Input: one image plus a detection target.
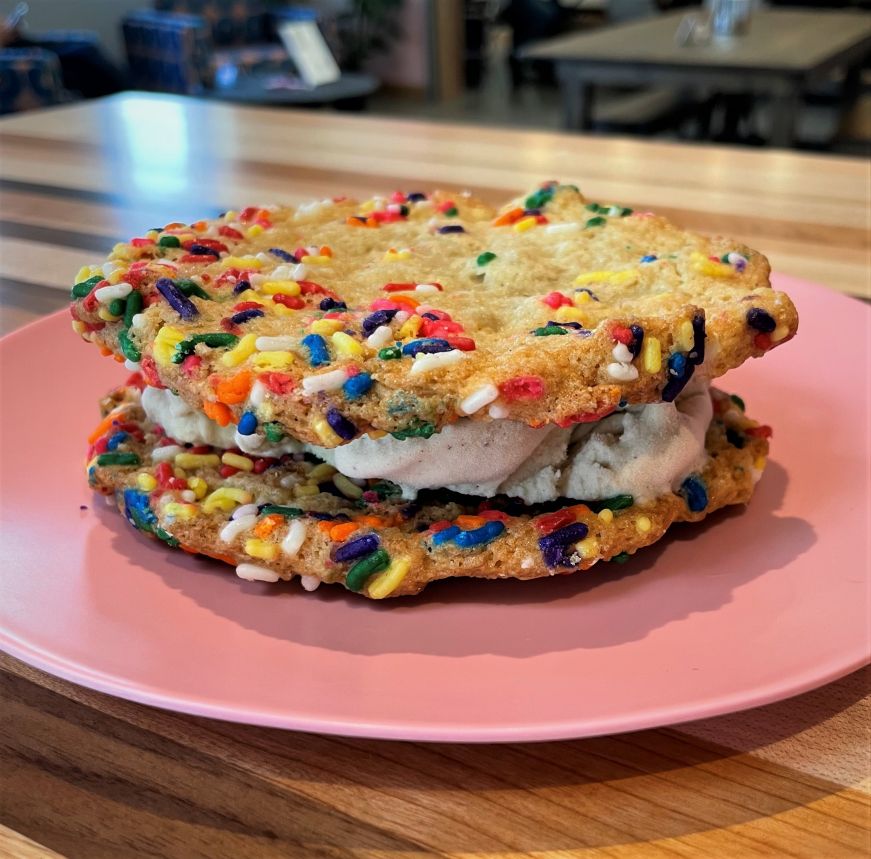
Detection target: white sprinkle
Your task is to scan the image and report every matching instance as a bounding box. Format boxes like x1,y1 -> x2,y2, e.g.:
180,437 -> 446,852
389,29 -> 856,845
124,359 -> 141,372
235,430 -> 264,450
154,259 -> 178,270
459,383 -> 499,415
102,261 -> 121,276
300,575 -> 321,592
180,490 -> 196,503
151,444 -> 183,462
409,349 -> 465,376
302,368 -> 347,394
545,222 -> 581,235
415,283 -> 441,294
488,402 -> 510,419
255,252 -> 273,265
521,557 -> 534,569
366,325 -> 393,348
236,563 -> 280,583
248,380 -> 267,407
103,495 -> 114,507
221,514 -> 258,543
612,343 -> 633,363
291,263 -> 307,280
279,474 -> 297,488
255,335 -> 297,351
94,282 -> 132,303
607,362 -> 639,381
131,313 -> 146,329
232,503 -> 260,520
394,310 -> 411,324
271,264 -> 295,280
282,519 -> 306,558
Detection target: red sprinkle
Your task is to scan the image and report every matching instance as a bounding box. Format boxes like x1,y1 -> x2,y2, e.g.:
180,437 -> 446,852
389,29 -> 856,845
611,325 -> 633,345
125,371 -> 145,390
178,254 -> 217,264
259,372 -> 295,395
383,282 -> 417,293
555,408 -> 615,428
218,225 -> 244,239
298,281 -> 335,297
535,508 -> 579,534
428,520 -> 453,533
220,318 -> 242,334
219,465 -> 239,478
445,335 -> 476,351
252,458 -> 274,475
754,333 -> 772,350
477,509 -> 510,522
746,425 -> 773,439
499,376 -> 545,401
183,238 -> 227,253
541,292 -> 573,309
130,237 -> 154,248
272,294 -> 305,310
232,301 -> 263,312
139,356 -> 165,389
181,355 -> 202,377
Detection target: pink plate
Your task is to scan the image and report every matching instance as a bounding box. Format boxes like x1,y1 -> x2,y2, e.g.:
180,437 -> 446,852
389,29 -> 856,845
1,274 -> 868,741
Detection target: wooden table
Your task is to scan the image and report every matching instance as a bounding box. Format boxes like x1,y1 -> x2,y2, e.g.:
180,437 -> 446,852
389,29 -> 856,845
1,93 -> 869,857
523,9 -> 871,146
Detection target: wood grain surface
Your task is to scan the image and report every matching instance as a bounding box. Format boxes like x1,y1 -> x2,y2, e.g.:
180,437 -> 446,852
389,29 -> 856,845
0,93 -> 869,857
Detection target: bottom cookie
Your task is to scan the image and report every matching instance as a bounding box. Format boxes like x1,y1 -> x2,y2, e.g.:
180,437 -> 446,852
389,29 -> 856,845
86,382 -> 770,598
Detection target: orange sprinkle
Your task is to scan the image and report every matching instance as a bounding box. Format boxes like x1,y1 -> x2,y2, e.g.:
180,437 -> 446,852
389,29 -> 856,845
198,547 -> 238,565
214,370 -> 253,405
253,514 -> 282,539
99,345 -> 113,357
319,245 -> 333,258
203,400 -> 234,426
316,520 -> 334,534
390,295 -> 419,309
329,522 -> 359,542
191,220 -> 208,232
87,408 -> 125,444
492,207 -> 523,227
456,515 -> 487,530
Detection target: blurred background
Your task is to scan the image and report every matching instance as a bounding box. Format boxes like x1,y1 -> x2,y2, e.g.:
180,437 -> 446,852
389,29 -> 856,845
0,0 -> 868,153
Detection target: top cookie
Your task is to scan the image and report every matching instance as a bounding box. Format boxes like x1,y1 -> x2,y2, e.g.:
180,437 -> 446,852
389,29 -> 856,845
69,182 -> 797,448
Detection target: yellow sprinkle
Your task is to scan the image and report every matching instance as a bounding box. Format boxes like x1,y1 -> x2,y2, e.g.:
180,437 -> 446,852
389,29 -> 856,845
221,255 -> 262,270
222,452 -> 254,472
396,315 -> 422,339
513,216 -> 538,233
97,307 -> 121,322
246,224 -> 264,238
107,268 -> 129,285
137,473 -> 157,491
383,248 -> 412,261
308,462 -> 338,482
74,265 -> 94,284
154,325 -> 186,366
268,301 -> 295,317
575,536 -> 600,560
332,331 -> 363,358
245,538 -> 278,561
642,336 -> 662,374
333,473 -> 363,499
574,290 -> 593,304
233,289 -> 263,304
224,210 -> 238,221
252,351 -> 295,371
260,280 -> 300,296
312,418 -> 342,446
145,229 -> 159,240
173,466 -> 187,480
301,254 -> 331,265
367,556 -> 411,599
597,508 -> 614,524
175,453 -> 220,469
202,486 -> 253,514
72,320 -> 87,335
771,323 -> 789,343
293,483 -> 320,498
187,476 -> 208,499
309,318 -> 344,336
110,242 -> 137,262
369,430 -> 387,440
754,455 -> 767,471
221,333 -> 257,367
575,269 -> 637,287
691,251 -> 733,278
635,515 -> 652,534
675,319 -> 695,352
164,502 -> 198,521
555,306 -> 588,324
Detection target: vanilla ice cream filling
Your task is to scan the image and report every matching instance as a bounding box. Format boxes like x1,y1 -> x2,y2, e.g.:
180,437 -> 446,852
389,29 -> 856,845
141,381 -> 711,505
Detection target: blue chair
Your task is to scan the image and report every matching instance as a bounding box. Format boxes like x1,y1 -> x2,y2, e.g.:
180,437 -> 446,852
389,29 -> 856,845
0,48 -> 73,115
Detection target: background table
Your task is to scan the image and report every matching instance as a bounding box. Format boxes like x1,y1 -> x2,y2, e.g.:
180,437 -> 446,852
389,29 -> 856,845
523,9 -> 871,146
208,72 -> 379,109
1,93 -> 869,857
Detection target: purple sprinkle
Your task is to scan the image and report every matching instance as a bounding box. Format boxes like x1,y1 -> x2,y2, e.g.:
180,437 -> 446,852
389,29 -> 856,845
688,313 -> 705,365
79,504 -> 88,510
319,297 -> 347,311
362,309 -> 398,336
407,192 -> 426,202
401,338 -> 452,356
420,312 -> 440,321
232,279 -> 251,295
538,522 -> 589,551
326,407 -> 357,441
746,307 -> 775,333
269,247 -> 296,262
155,278 -> 198,320
230,308 -> 265,325
523,208 -> 542,217
334,533 -> 380,562
187,243 -> 220,258
541,543 -> 570,568
437,225 -> 465,235
629,324 -> 644,358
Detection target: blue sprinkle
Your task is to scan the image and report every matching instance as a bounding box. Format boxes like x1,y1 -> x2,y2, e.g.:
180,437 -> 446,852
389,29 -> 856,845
320,297 -> 347,311
640,254 -> 657,263
188,243 -> 220,258
746,307 -> 775,333
301,333 -> 329,367
680,475 -> 709,512
362,309 -> 397,336
106,431 -> 128,451
437,225 -> 465,234
334,533 -> 380,562
431,525 -> 460,546
407,192 -> 427,202
343,372 -> 373,400
453,521 -> 505,548
155,277 -> 198,320
420,312 -> 440,321
237,411 -> 258,435
661,352 -> 695,402
629,324 -> 644,358
401,338 -> 452,357
326,407 -> 357,441
538,522 -> 588,552
230,308 -> 265,325
232,279 -> 251,295
541,543 -> 570,568
688,312 -> 706,365
269,247 -> 296,262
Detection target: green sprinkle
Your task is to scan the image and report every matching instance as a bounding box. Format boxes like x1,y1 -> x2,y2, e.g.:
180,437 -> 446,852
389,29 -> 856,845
585,216 -> 607,228
730,394 -> 746,411
123,290 -> 143,327
259,504 -> 303,518
588,494 -> 634,512
346,549 -> 390,591
155,526 -> 180,547
476,251 -> 497,267
533,325 -> 567,337
391,421 -> 436,440
71,274 -> 102,299
612,551 -> 631,564
443,206 -> 458,217
378,345 -> 402,360
158,235 -> 181,247
118,329 -> 141,362
524,187 -> 554,209
372,480 -> 402,498
97,452 -> 140,467
172,332 -> 239,363
585,202 -> 602,212
263,422 -> 285,443
108,297 -> 126,317
176,278 -> 212,300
